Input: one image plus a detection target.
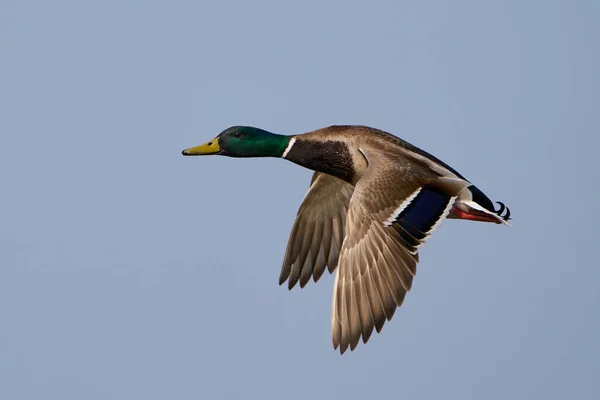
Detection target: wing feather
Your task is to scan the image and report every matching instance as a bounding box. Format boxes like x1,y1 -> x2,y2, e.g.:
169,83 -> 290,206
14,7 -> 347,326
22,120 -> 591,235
331,147 -> 467,353
280,172 -> 354,289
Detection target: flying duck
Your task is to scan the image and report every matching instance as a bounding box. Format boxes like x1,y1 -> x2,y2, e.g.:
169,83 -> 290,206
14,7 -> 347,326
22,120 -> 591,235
182,125 -> 510,354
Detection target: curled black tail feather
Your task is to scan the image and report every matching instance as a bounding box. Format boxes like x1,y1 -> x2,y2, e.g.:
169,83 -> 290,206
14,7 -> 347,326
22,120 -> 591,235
468,185 -> 511,222
494,201 -> 511,221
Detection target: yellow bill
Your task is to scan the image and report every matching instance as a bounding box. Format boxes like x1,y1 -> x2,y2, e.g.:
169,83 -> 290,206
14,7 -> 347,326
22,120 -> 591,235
181,138 -> 220,156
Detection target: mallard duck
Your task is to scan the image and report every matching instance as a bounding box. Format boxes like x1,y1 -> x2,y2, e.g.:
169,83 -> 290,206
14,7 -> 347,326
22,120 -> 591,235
182,125 -> 510,354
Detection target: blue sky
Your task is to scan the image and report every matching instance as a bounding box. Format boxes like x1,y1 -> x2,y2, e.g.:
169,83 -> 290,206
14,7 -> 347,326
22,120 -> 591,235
1,1 -> 599,399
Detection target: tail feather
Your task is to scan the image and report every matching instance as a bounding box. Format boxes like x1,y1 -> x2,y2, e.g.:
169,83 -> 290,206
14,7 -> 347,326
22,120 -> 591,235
449,185 -> 511,225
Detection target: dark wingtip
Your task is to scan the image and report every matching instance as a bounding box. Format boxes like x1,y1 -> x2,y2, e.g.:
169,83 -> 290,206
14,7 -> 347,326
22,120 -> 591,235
287,279 -> 297,291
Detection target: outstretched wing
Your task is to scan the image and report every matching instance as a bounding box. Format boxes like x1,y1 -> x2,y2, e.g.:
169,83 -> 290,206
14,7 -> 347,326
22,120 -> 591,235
332,148 -> 467,354
280,172 -> 354,289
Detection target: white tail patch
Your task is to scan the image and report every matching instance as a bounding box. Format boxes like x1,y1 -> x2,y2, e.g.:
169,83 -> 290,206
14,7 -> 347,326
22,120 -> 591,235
282,137 -> 296,159
383,188 -> 422,227
461,200 -> 490,213
461,200 -> 511,226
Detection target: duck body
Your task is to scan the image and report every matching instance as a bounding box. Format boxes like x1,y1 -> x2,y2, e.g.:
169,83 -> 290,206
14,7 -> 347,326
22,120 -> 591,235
183,125 -> 510,354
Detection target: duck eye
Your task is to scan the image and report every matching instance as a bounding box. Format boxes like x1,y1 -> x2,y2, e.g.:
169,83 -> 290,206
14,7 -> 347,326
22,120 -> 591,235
233,132 -> 242,138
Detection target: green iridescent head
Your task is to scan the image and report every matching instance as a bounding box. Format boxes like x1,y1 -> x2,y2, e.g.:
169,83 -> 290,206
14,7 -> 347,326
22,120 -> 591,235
182,126 -> 290,158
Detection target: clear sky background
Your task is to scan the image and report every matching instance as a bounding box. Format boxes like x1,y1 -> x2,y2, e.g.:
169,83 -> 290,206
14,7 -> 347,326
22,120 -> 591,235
2,1 -> 599,399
